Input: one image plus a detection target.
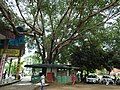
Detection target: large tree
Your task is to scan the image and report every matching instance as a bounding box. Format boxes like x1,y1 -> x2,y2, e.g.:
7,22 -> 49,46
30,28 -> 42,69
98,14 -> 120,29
0,0 -> 119,64
70,18 -> 120,72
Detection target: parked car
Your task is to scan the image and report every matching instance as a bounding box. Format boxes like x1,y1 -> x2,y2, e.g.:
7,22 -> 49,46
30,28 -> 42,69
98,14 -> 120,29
116,78 -> 120,85
101,75 -> 114,85
86,73 -> 100,83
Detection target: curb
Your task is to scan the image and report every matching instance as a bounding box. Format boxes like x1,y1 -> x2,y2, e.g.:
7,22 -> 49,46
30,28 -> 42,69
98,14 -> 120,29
0,79 -> 21,87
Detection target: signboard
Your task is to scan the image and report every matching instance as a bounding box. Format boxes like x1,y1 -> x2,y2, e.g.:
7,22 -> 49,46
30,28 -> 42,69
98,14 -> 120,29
0,36 -> 25,46
0,49 -> 20,57
0,54 -> 6,82
0,44 -> 25,57
0,26 -> 25,46
9,36 -> 25,46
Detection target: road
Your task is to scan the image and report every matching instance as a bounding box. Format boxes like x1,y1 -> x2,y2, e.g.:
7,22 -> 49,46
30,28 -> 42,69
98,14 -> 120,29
0,76 -> 120,90
44,83 -> 120,90
0,76 -> 39,90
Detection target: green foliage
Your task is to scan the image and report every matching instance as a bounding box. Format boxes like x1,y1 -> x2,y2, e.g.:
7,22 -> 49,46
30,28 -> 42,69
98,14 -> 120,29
4,62 -> 9,71
70,21 -> 120,71
11,61 -> 17,74
1,0 -> 120,65
55,45 -> 74,64
24,54 -> 42,64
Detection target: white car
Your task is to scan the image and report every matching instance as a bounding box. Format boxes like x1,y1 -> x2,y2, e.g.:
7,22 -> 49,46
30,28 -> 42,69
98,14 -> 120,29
101,75 -> 114,84
86,73 -> 100,83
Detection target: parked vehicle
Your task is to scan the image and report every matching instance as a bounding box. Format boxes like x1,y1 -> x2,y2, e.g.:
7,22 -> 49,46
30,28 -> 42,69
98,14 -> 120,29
86,73 -> 100,84
116,78 -> 120,85
101,75 -> 114,85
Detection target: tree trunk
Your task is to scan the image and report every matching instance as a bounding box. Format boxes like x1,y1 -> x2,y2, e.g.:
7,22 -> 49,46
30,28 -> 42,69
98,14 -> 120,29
42,67 -> 46,76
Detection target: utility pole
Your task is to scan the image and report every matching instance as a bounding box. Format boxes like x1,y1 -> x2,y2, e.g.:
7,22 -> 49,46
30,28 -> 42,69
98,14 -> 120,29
0,39 -> 9,83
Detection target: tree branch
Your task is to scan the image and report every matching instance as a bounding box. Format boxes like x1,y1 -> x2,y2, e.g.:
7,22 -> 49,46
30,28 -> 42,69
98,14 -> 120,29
48,13 -> 55,63
52,0 -> 119,53
0,2 -> 17,35
35,37 -> 45,63
15,0 -> 42,35
56,6 -> 71,30
82,0 -> 119,23
33,0 -> 41,29
59,8 -> 72,42
39,9 -> 45,35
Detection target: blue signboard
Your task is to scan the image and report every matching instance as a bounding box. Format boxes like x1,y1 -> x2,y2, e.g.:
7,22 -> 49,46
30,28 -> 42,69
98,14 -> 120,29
9,36 -> 25,46
0,36 -> 25,46
0,26 -> 25,46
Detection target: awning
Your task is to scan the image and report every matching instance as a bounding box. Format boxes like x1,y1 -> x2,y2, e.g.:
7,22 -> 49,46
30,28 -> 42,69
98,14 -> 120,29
24,64 -> 70,69
24,64 -> 80,70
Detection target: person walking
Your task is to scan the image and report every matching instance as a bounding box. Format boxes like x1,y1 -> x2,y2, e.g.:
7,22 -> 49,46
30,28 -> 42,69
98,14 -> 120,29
114,75 -> 117,85
71,73 -> 75,86
3,70 -> 7,79
76,71 -> 81,82
40,74 -> 45,90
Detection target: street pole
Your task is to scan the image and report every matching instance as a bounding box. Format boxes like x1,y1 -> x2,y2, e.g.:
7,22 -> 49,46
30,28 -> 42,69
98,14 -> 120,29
16,57 -> 21,80
0,39 -> 9,83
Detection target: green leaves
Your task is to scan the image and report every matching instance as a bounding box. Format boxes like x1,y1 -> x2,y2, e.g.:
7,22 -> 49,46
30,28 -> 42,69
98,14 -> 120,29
1,0 -> 119,65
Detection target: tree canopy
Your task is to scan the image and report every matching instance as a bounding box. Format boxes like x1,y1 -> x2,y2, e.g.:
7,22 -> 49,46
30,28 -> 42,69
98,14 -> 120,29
0,0 -> 120,64
70,18 -> 120,71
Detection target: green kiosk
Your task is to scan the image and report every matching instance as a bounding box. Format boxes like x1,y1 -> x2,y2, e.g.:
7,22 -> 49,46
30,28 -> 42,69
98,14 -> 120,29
25,64 -> 80,84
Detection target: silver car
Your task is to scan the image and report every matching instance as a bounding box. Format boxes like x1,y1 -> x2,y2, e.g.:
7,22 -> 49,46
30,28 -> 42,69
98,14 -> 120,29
86,74 -> 100,83
101,75 -> 114,84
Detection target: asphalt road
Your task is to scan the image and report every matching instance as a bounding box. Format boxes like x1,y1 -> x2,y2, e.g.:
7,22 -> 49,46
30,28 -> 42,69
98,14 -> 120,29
0,76 -> 120,90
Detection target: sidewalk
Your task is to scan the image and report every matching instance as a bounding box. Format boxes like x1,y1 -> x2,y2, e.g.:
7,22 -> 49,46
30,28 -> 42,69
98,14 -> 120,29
0,76 -> 49,87
0,77 -> 21,87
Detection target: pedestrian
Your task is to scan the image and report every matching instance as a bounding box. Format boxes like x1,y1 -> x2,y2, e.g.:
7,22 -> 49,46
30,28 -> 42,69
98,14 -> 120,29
71,73 -> 75,86
114,75 -> 117,84
21,69 -> 24,77
76,71 -> 81,82
40,74 -> 45,90
3,70 -> 7,79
